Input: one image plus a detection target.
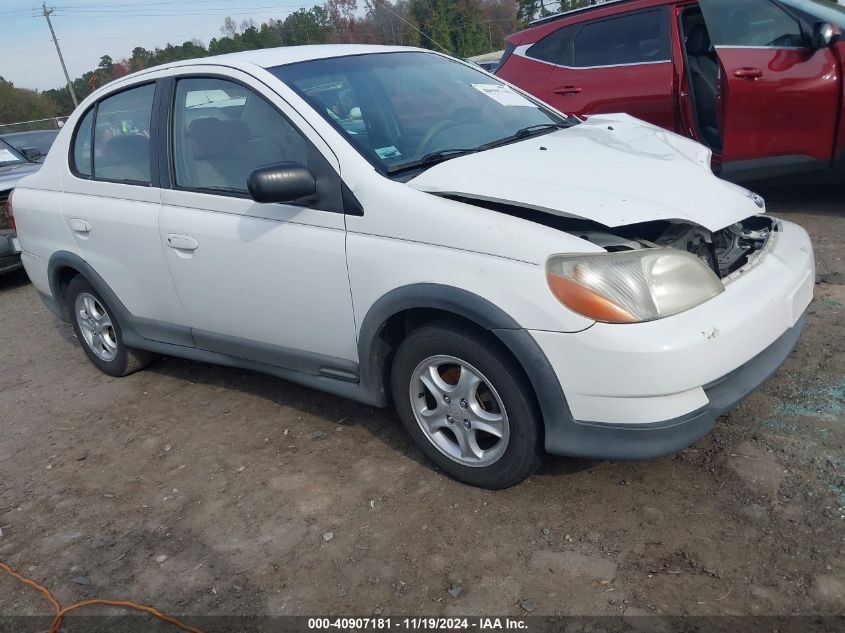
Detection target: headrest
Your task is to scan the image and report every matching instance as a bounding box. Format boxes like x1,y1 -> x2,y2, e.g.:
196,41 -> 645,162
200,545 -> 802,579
686,24 -> 712,55
189,118 -> 249,159
725,9 -> 751,42
103,134 -> 148,163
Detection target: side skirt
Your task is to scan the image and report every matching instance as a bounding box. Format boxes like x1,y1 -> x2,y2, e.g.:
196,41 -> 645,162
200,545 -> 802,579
124,333 -> 381,407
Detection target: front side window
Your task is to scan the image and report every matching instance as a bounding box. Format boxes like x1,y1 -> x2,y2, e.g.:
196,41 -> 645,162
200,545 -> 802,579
271,52 -> 570,174
702,0 -> 804,47
92,83 -> 155,183
573,9 -> 670,67
172,77 -> 308,193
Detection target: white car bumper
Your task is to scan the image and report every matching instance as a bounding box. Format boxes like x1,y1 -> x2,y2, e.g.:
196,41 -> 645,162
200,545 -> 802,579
530,218 -> 814,457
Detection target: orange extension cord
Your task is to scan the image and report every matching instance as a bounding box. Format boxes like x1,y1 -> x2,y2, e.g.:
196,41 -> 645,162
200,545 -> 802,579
0,561 -> 204,633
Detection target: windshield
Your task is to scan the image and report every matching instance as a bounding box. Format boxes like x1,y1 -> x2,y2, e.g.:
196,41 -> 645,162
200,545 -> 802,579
2,130 -> 59,156
0,138 -> 27,167
779,0 -> 845,27
271,51 -> 570,174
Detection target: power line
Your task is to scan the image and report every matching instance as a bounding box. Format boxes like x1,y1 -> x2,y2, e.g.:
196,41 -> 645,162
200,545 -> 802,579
51,0 -> 304,7
52,3 -> 314,13
370,0 -> 450,53
48,8 -> 316,18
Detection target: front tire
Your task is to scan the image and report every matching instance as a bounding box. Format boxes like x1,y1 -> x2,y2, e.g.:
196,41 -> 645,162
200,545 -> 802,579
390,323 -> 543,489
65,276 -> 153,377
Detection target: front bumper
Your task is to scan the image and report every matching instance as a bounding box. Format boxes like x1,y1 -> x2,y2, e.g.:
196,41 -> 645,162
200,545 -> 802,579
530,218 -> 813,459
541,311 -> 805,459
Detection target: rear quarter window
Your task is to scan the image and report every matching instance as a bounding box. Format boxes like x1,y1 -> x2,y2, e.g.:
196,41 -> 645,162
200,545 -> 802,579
527,25 -> 578,65
71,109 -> 94,177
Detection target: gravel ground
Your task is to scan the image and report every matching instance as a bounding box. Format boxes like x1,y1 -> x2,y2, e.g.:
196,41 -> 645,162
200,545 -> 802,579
0,174 -> 843,622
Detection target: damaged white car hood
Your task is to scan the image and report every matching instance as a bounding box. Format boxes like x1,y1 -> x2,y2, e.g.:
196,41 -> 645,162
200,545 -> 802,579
408,114 -> 763,233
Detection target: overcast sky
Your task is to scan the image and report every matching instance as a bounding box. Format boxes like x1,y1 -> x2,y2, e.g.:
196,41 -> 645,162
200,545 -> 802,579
1,0 -> 313,91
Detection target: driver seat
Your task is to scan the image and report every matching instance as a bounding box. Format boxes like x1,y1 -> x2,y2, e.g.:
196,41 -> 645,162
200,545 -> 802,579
685,23 -> 721,149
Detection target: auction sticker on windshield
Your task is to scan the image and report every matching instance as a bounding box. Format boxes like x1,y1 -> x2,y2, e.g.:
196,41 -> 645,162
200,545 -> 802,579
0,149 -> 19,163
375,145 -> 402,159
471,83 -> 534,107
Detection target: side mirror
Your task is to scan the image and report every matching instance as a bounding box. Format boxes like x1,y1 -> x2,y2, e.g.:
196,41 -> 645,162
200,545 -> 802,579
813,22 -> 838,49
21,147 -> 43,162
247,162 -> 317,204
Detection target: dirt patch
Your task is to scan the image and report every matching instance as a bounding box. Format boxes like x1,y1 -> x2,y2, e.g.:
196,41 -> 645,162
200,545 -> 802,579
724,442 -> 785,501
1,175 -> 844,618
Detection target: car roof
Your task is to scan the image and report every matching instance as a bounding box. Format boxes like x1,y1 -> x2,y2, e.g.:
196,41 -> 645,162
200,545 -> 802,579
154,44 -> 419,73
529,0 -> 642,26
94,44 -> 429,99
508,0 -> 667,44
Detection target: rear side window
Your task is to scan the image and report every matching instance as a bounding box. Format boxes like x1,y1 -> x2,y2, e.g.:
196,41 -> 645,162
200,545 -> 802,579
71,83 -> 155,184
527,25 -> 578,66
573,9 -> 670,67
701,0 -> 804,47
93,84 -> 155,184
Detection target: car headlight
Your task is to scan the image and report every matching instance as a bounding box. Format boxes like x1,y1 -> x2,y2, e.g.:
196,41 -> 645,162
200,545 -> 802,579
546,249 -> 724,324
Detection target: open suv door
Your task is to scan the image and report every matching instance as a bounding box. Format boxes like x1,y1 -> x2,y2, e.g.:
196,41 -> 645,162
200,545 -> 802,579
698,0 -> 840,180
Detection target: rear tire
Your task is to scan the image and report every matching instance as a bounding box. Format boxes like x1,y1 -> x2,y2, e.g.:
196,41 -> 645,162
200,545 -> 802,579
65,276 -> 154,377
390,323 -> 543,489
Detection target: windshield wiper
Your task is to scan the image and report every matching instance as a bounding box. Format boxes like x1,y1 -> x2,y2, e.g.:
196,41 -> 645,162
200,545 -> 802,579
479,122 -> 569,151
386,122 -> 568,175
387,148 -> 478,174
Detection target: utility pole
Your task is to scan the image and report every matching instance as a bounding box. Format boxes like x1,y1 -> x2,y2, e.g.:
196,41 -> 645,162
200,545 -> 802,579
42,3 -> 78,108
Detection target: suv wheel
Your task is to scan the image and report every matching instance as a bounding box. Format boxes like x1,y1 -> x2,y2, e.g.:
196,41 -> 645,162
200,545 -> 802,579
391,323 -> 542,489
66,276 -> 154,377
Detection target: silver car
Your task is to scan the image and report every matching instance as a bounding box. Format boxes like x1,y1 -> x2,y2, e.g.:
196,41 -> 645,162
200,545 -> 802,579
0,138 -> 40,273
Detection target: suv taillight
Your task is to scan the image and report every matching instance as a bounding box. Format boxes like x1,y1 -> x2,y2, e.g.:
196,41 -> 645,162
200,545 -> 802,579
5,190 -> 15,233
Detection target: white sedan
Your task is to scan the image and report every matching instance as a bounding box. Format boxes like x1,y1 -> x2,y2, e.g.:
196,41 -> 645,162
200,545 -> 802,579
10,45 -> 814,488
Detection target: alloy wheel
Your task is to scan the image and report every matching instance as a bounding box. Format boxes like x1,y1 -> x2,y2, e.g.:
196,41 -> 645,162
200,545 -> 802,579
409,355 -> 510,467
75,292 -> 118,362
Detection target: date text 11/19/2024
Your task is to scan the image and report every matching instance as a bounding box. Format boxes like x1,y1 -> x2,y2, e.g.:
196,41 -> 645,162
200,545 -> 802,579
308,618 -> 529,630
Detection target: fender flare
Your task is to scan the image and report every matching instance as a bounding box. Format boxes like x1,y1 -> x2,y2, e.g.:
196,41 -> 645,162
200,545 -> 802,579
355,283 -> 575,449
48,251 -> 122,322
46,251 -> 193,347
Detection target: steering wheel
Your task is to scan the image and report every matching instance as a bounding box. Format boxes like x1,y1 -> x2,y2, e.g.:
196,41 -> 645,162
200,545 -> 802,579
414,120 -> 464,156
768,33 -> 800,47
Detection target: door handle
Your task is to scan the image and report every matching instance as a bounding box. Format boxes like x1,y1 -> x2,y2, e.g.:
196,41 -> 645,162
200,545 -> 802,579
733,67 -> 763,80
166,234 -> 198,251
553,85 -> 582,96
68,218 -> 92,234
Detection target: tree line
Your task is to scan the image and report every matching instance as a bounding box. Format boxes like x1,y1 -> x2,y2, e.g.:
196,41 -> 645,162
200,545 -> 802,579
2,0 -> 599,122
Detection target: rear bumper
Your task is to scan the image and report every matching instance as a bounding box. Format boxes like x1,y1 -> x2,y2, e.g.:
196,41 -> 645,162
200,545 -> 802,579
0,231 -> 20,256
0,231 -> 21,273
542,311 -> 805,459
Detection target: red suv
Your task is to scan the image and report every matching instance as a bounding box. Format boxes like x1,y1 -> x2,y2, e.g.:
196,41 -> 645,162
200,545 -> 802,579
496,0 -> 844,181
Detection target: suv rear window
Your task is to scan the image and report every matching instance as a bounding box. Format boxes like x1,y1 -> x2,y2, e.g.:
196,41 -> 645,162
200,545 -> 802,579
573,9 -> 670,67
